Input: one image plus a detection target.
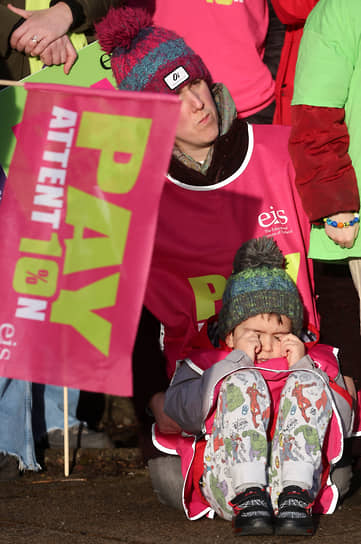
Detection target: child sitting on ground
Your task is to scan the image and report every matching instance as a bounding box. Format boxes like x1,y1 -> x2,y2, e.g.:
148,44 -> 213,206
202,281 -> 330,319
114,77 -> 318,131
159,237 -> 353,536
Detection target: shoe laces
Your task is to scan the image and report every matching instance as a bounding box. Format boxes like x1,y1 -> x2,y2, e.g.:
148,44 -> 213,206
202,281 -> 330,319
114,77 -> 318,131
229,487 -> 272,516
277,486 -> 313,518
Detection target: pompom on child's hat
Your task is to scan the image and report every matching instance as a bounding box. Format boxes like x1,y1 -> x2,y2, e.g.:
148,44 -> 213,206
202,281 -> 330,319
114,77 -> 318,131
95,6 -> 213,94
218,237 -> 304,340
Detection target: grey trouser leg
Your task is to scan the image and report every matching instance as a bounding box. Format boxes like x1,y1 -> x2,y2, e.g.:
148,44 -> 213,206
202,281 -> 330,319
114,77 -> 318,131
148,455 -> 184,510
330,438 -> 353,499
331,464 -> 352,498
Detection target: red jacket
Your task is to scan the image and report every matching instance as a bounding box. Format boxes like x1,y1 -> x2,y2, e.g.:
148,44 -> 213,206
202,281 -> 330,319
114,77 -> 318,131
271,1 -> 359,220
289,105 -> 359,221
272,0 -> 319,125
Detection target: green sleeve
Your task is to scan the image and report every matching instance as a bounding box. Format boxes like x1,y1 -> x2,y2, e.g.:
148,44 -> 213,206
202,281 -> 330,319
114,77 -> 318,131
292,0 -> 361,107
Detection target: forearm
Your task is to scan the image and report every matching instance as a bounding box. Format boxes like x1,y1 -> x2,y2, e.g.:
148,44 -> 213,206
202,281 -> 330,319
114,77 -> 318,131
289,104 -> 359,222
164,364 -> 204,434
165,350 -> 255,434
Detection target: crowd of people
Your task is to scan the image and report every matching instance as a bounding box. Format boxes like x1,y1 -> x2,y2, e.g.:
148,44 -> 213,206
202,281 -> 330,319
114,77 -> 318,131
1,0 -> 361,538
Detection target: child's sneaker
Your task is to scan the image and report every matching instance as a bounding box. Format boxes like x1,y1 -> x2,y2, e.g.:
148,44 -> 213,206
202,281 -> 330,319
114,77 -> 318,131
275,485 -> 314,536
228,486 -> 274,535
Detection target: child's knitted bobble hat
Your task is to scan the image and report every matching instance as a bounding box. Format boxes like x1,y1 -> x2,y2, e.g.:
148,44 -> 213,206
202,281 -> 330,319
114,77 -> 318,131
95,6 -> 213,94
218,237 -> 304,340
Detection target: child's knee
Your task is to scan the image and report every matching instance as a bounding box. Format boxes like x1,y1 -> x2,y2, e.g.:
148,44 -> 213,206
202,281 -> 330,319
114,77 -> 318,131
287,370 -> 325,389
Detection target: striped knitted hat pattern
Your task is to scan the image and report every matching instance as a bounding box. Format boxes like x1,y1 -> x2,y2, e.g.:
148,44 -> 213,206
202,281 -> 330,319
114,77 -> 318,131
96,6 -> 213,94
218,237 -> 304,340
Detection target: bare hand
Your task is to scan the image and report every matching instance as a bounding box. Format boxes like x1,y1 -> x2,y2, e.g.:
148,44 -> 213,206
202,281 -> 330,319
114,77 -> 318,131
324,212 -> 359,249
280,334 -> 305,368
40,35 -> 77,74
149,392 -> 181,434
8,3 -> 73,58
228,329 -> 261,362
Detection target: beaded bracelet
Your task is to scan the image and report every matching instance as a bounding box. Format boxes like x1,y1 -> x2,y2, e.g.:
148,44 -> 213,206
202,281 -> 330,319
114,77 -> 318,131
323,212 -> 360,228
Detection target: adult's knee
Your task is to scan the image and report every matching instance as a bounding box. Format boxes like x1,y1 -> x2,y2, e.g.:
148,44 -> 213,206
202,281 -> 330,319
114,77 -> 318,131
148,455 -> 184,510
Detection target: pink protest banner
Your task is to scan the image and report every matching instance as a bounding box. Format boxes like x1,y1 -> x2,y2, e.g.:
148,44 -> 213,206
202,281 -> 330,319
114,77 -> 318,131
0,82 -> 180,396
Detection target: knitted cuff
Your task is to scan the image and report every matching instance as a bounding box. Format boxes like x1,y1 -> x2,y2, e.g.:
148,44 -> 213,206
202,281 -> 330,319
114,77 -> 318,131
49,0 -> 85,30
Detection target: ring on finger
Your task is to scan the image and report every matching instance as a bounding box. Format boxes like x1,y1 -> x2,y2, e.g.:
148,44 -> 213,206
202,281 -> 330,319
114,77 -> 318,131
30,35 -> 39,43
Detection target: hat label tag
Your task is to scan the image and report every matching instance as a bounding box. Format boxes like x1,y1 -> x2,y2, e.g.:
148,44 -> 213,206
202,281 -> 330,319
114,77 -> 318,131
164,66 -> 190,90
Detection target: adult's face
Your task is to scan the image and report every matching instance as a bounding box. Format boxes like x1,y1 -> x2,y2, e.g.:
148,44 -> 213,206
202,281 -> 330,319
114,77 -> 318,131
175,80 -> 219,162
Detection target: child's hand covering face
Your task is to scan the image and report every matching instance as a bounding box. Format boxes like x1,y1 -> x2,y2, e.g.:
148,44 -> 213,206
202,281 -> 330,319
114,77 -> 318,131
225,313 -> 305,368
226,327 -> 262,361
279,334 -> 306,368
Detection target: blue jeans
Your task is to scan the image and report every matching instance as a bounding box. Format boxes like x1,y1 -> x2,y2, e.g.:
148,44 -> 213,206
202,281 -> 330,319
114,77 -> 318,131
0,378 -> 81,470
32,384 -> 80,441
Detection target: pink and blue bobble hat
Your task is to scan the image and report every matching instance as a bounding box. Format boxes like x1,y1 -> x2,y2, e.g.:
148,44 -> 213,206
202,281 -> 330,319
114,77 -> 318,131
95,5 -> 213,94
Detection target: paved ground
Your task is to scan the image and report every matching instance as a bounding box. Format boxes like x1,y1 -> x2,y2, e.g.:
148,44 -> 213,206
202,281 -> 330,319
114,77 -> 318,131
2,395 -> 361,543
1,442 -> 361,544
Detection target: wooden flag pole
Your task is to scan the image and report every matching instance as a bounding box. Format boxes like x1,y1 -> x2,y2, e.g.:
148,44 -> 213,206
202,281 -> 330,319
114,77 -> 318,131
63,387 -> 70,477
0,79 -> 25,87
